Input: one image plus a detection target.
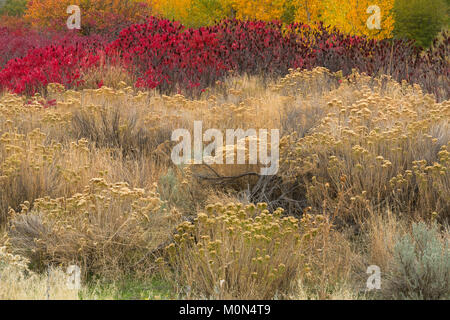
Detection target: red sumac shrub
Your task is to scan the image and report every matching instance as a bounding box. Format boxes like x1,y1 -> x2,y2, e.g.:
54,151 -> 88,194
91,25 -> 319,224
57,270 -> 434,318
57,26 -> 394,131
0,36 -> 104,95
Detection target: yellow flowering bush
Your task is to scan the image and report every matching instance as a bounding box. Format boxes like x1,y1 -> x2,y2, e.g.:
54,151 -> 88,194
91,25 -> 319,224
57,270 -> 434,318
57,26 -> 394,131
0,127 -> 63,224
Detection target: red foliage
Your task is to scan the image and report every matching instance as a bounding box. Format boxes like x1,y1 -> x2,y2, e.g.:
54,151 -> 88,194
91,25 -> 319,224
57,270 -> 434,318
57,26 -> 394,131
0,35 -> 104,95
106,17 -> 228,93
0,27 -> 54,69
108,18 -> 448,99
0,17 -> 448,100
211,20 -> 313,76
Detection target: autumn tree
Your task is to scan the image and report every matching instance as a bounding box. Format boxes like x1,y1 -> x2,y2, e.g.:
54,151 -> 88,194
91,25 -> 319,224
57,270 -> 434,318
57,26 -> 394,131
230,0 -> 286,22
187,0 -> 234,26
153,0 -> 298,26
159,0 -> 235,27
25,0 -> 152,34
321,0 -> 395,39
293,0 -> 322,23
151,0 -> 192,24
150,0 -> 395,39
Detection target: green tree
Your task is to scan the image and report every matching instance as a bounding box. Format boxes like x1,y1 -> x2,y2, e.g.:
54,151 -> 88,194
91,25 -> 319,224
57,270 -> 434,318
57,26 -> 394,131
394,0 -> 448,47
186,0 -> 233,27
0,0 -> 28,17
280,0 -> 298,24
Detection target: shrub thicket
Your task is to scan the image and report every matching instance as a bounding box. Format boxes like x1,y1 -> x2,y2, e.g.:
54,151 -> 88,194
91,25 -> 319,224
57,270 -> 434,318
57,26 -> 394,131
8,178 -> 181,278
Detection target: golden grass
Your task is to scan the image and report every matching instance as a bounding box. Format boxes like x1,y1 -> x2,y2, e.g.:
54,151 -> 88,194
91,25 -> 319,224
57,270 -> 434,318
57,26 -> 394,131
7,178 -> 182,279
0,67 -> 448,299
278,69 -> 449,222
161,203 -> 333,299
0,246 -> 114,300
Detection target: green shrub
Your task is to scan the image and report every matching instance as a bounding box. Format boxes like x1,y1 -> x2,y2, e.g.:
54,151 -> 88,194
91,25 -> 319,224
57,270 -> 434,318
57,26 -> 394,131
386,222 -> 450,300
157,168 -> 195,213
393,0 -> 448,47
0,0 -> 28,17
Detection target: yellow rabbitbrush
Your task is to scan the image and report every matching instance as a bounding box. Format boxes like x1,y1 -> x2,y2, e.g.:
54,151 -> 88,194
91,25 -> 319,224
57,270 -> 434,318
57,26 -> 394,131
7,178 -> 181,279
160,202 -> 331,299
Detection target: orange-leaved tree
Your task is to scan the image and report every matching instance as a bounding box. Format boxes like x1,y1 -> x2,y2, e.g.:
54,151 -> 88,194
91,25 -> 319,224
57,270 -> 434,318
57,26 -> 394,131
25,0 -> 153,34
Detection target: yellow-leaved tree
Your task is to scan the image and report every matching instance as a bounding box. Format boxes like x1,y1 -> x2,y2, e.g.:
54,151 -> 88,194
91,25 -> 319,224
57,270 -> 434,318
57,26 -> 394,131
182,0 -> 235,27
150,0 -> 394,39
321,0 -> 395,39
293,0 -> 323,23
231,0 -> 286,21
152,0 -> 303,26
151,0 -> 192,23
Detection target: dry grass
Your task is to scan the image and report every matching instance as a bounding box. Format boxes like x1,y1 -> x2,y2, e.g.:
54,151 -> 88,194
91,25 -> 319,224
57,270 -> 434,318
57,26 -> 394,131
0,246 -> 113,300
161,202 -> 330,299
295,208 -> 359,299
292,280 -> 366,300
7,178 -> 182,279
363,210 -> 408,272
278,69 -> 449,223
79,64 -> 136,91
0,67 -> 448,299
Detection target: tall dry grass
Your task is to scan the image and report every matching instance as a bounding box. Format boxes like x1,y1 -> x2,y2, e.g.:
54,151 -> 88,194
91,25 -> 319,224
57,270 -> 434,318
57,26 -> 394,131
0,246 -> 113,300
0,66 -> 448,299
